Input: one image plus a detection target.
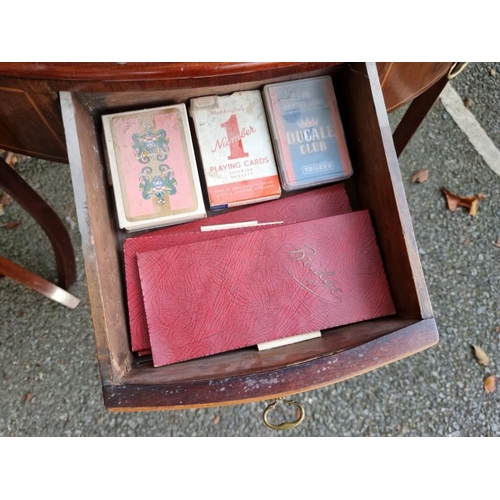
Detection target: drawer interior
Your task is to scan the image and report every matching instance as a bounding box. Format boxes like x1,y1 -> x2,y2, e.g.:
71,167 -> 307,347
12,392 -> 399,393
61,62 -> 437,410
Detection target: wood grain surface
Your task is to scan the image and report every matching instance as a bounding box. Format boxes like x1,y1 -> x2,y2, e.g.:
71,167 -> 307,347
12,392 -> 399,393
0,62 -> 451,162
56,62 -> 438,409
0,156 -> 76,288
103,318 -> 438,410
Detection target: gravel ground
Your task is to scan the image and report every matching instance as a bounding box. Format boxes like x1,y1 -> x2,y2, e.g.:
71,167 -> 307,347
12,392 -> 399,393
1,64 -> 499,437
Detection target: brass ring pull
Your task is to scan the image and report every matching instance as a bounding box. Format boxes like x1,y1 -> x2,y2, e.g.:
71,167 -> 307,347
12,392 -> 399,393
447,62 -> 469,80
262,397 -> 305,431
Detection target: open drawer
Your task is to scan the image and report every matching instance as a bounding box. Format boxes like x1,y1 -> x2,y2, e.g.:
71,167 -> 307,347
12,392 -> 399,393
60,62 -> 438,411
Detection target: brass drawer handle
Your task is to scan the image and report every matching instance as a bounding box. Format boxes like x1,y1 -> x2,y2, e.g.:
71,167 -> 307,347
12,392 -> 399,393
447,62 -> 469,80
262,397 -> 305,431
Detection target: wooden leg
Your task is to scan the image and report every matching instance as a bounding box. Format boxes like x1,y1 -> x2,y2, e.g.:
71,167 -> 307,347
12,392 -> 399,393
392,74 -> 449,157
0,156 -> 77,289
0,255 -> 80,308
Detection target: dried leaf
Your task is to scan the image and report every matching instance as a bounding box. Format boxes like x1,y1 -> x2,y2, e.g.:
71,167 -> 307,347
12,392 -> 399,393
23,392 -> 34,404
495,326 -> 500,334
472,344 -> 490,366
410,169 -> 429,183
0,203 -> 3,216
493,240 -> 500,248
212,415 -> 220,425
2,220 -> 20,229
0,193 -> 13,206
442,188 -> 462,212
463,97 -> 474,108
490,68 -> 497,76
3,152 -> 18,169
484,374 -> 497,393
442,188 -> 484,216
469,198 -> 479,216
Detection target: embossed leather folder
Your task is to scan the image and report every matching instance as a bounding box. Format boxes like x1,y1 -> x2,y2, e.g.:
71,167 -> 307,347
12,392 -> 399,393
124,184 -> 352,354
137,211 -> 396,367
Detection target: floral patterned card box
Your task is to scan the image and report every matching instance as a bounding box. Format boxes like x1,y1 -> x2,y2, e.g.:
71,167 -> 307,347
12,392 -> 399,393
102,104 -> 206,232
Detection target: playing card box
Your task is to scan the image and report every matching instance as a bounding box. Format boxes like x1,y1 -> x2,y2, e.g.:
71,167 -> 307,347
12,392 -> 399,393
189,90 -> 281,209
263,76 -> 353,191
102,104 -> 206,232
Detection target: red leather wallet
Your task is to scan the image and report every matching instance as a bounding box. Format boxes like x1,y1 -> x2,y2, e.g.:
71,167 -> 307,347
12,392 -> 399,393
138,211 -> 395,367
124,184 -> 352,353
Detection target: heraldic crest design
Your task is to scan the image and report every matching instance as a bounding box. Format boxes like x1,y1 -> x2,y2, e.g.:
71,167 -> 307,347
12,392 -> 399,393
132,127 -> 169,164
139,164 -> 177,205
133,126 -> 178,205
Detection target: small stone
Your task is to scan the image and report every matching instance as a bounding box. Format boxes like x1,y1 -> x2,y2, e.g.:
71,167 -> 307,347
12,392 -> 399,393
490,68 -> 497,76
65,216 -> 76,230
23,392 -> 34,404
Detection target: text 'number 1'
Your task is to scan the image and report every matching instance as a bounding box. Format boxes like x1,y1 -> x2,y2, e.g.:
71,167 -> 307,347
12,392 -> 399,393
220,115 -> 249,160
